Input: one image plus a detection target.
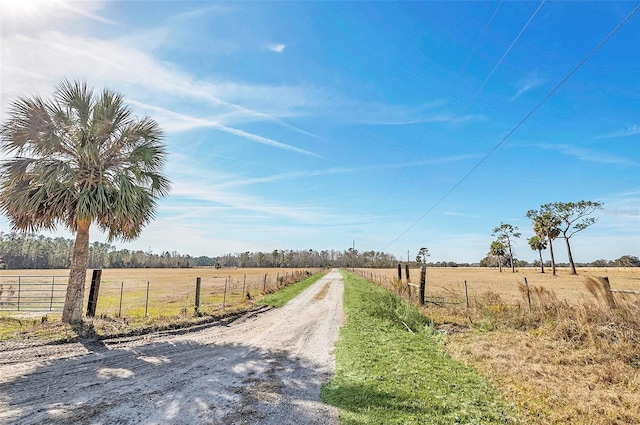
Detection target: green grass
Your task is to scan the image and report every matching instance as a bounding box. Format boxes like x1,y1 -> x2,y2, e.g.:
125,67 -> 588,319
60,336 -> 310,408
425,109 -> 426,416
257,272 -> 325,307
321,270 -> 519,424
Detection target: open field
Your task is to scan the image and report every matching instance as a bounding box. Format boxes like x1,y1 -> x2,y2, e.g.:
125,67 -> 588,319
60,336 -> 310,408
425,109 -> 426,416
355,266 -> 640,304
0,268 -> 320,341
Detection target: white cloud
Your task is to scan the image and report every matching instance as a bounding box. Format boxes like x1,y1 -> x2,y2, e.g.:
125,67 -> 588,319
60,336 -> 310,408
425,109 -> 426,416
127,100 -> 319,157
597,125 -> 640,139
0,0 -> 114,35
208,154 -> 477,189
170,180 -> 329,222
510,73 -> 545,101
266,43 -> 286,53
532,143 -> 637,166
0,23 -> 467,135
0,31 -> 319,128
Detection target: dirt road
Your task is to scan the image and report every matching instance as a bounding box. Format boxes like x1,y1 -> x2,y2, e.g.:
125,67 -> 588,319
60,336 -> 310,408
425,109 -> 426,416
0,269 -> 345,424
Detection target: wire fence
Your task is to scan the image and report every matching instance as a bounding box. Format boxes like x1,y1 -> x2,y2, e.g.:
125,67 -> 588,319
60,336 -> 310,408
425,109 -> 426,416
94,269 -> 317,318
0,268 -> 320,317
353,267 -> 640,308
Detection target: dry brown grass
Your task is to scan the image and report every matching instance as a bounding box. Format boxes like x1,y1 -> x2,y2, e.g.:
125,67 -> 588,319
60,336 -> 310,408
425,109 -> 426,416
354,267 -> 640,425
358,266 -> 639,304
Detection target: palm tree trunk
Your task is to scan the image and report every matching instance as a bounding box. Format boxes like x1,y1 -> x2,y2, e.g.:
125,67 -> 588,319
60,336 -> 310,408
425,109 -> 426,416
62,220 -> 91,323
564,236 -> 577,275
538,249 -> 545,273
548,234 -> 556,276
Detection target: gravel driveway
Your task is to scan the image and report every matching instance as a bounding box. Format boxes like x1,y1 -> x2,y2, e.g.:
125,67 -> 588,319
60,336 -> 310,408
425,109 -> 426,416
0,269 -> 345,425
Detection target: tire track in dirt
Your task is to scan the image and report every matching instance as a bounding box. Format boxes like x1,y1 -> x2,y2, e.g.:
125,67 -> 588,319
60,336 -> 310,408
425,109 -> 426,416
0,269 -> 345,425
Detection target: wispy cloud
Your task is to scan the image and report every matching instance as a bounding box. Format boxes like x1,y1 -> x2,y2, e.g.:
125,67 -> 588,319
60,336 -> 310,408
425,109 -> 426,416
0,0 -> 114,35
372,113 -> 485,126
128,100 -> 320,157
0,30 -> 321,138
442,211 -> 485,219
169,180 -> 335,223
510,73 -> 545,101
531,143 -> 636,166
0,26 -> 472,135
266,43 -> 286,53
58,1 -> 118,25
208,154 -> 477,189
597,125 -> 640,139
332,98 -> 486,126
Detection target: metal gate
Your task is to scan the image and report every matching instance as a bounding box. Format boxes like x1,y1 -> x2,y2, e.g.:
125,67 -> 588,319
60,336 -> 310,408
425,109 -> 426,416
0,275 -> 68,312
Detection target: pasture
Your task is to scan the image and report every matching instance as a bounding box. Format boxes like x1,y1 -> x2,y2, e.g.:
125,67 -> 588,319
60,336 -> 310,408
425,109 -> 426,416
355,266 -> 639,304
0,267 -> 318,332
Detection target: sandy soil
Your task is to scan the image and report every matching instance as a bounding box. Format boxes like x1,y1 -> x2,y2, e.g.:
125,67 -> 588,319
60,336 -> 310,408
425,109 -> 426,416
0,270 -> 345,425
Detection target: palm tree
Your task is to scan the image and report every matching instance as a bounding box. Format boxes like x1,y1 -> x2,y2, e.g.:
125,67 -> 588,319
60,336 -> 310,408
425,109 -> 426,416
489,241 -> 506,272
0,80 -> 170,323
526,209 -> 561,276
527,235 -> 547,273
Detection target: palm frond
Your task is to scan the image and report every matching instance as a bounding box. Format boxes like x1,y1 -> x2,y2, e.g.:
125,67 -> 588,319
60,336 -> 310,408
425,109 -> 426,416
0,79 -> 170,240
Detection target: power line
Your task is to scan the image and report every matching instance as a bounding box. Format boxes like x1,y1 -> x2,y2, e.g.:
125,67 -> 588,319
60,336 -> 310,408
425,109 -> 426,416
382,3 -> 640,251
380,1 -> 504,208
463,0 -> 546,111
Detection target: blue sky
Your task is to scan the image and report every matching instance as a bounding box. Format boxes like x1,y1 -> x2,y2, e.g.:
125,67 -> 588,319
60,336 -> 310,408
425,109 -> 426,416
0,0 -> 638,263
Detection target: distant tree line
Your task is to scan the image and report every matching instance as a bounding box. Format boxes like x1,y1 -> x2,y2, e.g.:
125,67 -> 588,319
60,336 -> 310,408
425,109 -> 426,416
1,231 -> 635,271
0,232 -> 196,269
0,233 -> 401,270
217,248 -> 400,269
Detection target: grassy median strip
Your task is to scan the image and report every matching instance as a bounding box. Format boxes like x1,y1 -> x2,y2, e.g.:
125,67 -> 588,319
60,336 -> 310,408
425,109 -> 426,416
321,270 -> 518,425
257,272 -> 325,308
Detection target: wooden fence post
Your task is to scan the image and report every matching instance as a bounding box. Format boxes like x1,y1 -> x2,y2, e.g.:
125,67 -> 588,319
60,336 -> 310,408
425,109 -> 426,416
118,281 -> 123,317
145,281 -> 150,317
86,269 -> 102,317
195,277 -> 201,313
523,277 -> 532,311
397,264 -> 402,281
223,278 -> 228,309
419,265 -> 426,305
600,276 -> 616,308
405,264 -> 410,282
242,274 -> 246,299
464,280 -> 469,308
